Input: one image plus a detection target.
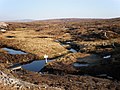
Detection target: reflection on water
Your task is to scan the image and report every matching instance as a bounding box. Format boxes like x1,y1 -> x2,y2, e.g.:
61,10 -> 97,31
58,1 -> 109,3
3,48 -> 27,55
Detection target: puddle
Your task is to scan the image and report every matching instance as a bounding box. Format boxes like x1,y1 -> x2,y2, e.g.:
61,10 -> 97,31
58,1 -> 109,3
73,62 -> 89,67
66,42 -> 72,44
54,40 -> 59,42
103,55 -> 111,59
2,48 -> 27,55
69,48 -> 77,53
22,60 -> 53,72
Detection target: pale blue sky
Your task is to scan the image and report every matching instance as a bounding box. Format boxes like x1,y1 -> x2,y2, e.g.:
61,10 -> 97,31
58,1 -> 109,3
0,0 -> 120,21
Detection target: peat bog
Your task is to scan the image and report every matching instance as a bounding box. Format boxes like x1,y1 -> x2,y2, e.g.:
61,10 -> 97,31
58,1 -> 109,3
0,18 -> 120,90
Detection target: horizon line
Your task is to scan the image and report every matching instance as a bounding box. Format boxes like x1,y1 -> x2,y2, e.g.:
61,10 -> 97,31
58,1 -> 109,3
0,16 -> 120,22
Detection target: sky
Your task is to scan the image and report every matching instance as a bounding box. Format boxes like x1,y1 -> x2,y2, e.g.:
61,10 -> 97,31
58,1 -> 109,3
0,0 -> 120,21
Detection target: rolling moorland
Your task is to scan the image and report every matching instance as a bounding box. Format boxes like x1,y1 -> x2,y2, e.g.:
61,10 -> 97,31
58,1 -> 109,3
0,17 -> 120,90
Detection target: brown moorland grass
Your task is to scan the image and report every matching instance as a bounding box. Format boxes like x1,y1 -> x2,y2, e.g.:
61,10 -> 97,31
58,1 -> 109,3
0,30 -> 68,60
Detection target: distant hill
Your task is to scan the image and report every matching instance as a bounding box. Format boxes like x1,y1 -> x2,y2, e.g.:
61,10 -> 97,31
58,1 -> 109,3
2,19 -> 35,22
2,17 -> 120,23
34,18 -> 103,23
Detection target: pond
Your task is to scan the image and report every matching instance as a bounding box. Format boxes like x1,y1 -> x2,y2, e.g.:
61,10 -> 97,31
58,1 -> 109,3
22,60 -> 52,72
10,59 -> 54,72
2,48 -> 27,55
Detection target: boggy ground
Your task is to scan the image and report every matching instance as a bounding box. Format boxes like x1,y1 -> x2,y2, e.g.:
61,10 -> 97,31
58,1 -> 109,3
11,69 -> 120,90
0,18 -> 120,90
